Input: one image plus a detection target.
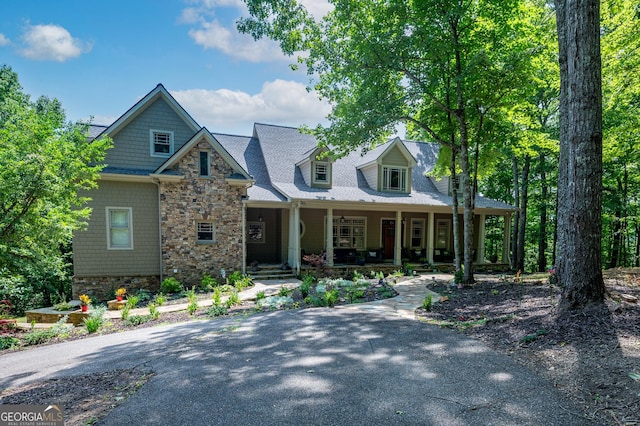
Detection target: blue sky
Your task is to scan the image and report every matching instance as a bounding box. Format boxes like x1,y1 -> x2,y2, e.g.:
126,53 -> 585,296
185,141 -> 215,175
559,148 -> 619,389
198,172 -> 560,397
0,0 -> 333,136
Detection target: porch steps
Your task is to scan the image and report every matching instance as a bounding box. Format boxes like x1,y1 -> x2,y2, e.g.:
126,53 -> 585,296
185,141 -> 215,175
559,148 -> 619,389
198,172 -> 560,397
248,264 -> 297,281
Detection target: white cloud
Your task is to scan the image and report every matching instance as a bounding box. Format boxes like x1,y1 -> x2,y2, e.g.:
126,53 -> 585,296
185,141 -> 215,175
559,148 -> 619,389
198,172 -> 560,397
188,19 -> 285,62
0,34 -> 10,46
20,24 -> 92,62
171,79 -> 330,135
298,0 -> 334,19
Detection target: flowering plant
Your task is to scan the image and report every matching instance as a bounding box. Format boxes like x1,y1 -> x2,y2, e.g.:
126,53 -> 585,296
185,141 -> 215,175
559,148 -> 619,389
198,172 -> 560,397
79,294 -> 92,306
115,288 -> 127,297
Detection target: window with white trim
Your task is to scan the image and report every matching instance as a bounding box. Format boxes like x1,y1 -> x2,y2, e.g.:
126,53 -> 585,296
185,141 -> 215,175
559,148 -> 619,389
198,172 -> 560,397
332,217 -> 366,249
150,130 -> 174,157
410,218 -> 425,249
199,151 -> 210,177
313,162 -> 329,184
107,207 -> 133,250
382,166 -> 408,192
197,222 -> 216,243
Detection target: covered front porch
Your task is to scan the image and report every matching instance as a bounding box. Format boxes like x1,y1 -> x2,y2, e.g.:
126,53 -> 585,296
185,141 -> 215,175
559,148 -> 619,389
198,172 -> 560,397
243,202 -> 513,275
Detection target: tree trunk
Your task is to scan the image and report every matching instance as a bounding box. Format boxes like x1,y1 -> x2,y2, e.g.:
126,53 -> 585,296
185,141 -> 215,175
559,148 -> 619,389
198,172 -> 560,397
511,156 -> 520,270
555,0 -> 605,310
608,177 -> 623,268
516,155 -> 531,272
537,152 -> 548,272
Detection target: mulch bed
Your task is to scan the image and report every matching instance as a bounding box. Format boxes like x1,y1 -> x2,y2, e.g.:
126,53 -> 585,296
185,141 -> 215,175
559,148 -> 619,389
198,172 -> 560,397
415,269 -> 640,426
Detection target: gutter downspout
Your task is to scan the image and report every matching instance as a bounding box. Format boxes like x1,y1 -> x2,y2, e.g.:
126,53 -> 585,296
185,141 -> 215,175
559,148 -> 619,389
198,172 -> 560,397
242,198 -> 247,275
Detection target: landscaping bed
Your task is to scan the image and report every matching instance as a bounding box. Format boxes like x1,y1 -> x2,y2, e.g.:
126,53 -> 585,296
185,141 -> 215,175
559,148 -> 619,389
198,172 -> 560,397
415,269 -> 640,426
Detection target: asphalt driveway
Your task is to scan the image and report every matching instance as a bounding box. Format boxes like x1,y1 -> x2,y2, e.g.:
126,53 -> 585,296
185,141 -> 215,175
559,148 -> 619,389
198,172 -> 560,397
0,304 -> 592,425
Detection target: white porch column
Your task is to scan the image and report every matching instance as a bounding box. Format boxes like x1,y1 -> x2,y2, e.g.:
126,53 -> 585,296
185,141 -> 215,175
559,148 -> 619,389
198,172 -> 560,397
395,210 -> 402,266
477,213 -> 486,263
326,208 -> 334,266
502,213 -> 511,263
293,203 -> 301,273
427,212 -> 434,264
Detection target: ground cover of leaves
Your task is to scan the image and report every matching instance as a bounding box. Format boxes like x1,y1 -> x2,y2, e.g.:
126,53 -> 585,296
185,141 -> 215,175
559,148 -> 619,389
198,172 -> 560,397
415,269 -> 640,426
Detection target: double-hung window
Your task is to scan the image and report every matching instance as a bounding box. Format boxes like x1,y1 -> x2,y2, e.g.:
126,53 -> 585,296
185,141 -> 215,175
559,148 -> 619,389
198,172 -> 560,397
197,222 -> 215,243
382,166 -> 407,192
107,207 -> 133,250
150,130 -> 173,157
313,162 -> 329,184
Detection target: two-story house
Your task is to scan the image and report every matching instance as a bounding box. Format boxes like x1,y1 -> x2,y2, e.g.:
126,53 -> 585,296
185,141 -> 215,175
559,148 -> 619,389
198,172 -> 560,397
72,84 -> 514,298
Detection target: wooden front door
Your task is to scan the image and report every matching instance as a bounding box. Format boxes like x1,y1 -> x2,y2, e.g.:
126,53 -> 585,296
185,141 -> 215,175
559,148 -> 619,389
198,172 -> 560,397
382,219 -> 395,260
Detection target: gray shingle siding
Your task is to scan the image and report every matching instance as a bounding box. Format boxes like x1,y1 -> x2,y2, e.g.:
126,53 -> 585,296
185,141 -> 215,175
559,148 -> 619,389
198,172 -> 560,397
73,181 -> 160,277
104,99 -> 196,172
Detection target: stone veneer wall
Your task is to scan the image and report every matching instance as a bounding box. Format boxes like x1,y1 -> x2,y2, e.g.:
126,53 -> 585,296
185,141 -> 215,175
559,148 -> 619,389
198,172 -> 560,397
159,139 -> 246,287
73,275 -> 161,300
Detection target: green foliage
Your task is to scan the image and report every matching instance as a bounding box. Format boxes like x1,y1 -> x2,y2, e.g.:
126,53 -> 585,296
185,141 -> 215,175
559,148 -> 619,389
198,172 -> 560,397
234,276 -> 253,291
277,286 -> 293,297
120,304 -> 131,321
160,277 -> 182,294
53,301 -> 74,311
0,66 -> 112,301
324,288 -> 340,307
126,295 -> 139,308
154,293 -> 166,306
124,315 -> 153,326
148,302 -> 160,320
0,335 -> 19,350
187,287 -> 198,315
422,294 -> 433,311
22,315 -> 73,346
304,295 -> 326,307
212,287 -> 222,307
206,305 -> 228,317
454,269 -> 464,285
257,296 -> 294,309
201,273 -> 218,291
0,274 -> 46,315
228,271 -> 243,287
226,291 -> 240,308
299,279 -> 311,298
83,306 -> 106,333
255,290 -> 266,300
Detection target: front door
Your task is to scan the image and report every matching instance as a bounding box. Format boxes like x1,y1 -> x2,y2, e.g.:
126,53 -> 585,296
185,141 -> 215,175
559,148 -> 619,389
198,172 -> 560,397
382,219 -> 395,260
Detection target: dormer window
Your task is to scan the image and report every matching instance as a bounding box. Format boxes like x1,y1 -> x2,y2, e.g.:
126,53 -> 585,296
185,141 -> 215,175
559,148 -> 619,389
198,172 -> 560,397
150,130 -> 174,157
313,162 -> 329,184
382,166 -> 408,192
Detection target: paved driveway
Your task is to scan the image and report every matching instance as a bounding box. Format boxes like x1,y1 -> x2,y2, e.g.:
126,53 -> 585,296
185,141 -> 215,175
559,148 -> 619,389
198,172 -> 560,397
0,293 -> 591,426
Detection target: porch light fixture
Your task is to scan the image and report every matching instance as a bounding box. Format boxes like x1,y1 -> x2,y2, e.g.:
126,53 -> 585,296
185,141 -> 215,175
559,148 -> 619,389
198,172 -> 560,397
258,209 -> 263,222
340,210 -> 345,223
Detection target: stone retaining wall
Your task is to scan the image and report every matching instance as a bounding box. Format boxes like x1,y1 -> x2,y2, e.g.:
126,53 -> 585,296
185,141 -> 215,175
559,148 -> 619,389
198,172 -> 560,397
73,275 -> 160,300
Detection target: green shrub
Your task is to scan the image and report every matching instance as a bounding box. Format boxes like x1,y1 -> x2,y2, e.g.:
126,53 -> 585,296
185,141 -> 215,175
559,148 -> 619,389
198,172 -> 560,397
226,291 -> 240,308
0,274 -> 45,316
187,290 -> 198,315
84,306 -> 106,333
126,295 -> 139,308
154,293 -> 166,306
22,316 -> 72,346
160,277 -> 183,294
212,287 -> 222,307
228,271 -> 243,287
201,273 -> 218,291
121,304 -> 131,320
278,286 -> 293,297
255,291 -> 266,301
304,295 -> 325,307
235,276 -> 253,291
135,289 -> 152,304
124,314 -> 153,326
299,281 -> 311,298
0,335 -> 19,350
148,303 -> 160,320
324,288 -> 340,307
422,294 -> 433,311
206,305 -> 228,317
53,301 -> 74,311
257,296 -> 294,309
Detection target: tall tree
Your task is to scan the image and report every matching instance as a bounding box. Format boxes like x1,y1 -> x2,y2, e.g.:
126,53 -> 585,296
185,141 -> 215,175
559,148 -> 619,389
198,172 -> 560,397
554,0 -> 605,309
0,66 -> 111,308
239,0 -> 536,283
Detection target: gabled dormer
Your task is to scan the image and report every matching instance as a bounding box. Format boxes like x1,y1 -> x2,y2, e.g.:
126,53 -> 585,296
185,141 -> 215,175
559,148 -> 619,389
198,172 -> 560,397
296,147 -> 333,189
430,175 -> 462,195
357,138 -> 417,193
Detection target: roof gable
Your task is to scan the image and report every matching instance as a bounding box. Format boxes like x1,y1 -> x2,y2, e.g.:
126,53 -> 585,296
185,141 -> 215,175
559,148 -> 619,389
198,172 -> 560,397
154,128 -> 252,182
357,137 -> 417,169
99,84 -> 200,138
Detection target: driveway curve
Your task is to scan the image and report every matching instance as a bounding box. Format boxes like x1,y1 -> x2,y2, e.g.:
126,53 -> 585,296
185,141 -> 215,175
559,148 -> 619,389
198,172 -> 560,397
0,278 -> 592,425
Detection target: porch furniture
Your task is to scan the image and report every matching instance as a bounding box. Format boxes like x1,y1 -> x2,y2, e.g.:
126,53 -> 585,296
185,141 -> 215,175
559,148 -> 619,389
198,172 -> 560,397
365,248 -> 384,263
334,248 -> 358,264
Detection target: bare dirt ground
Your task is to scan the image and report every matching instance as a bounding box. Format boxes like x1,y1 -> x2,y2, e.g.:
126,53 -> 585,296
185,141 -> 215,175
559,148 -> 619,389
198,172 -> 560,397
2,272 -> 639,425
415,269 -> 640,426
